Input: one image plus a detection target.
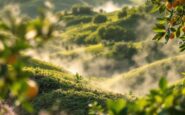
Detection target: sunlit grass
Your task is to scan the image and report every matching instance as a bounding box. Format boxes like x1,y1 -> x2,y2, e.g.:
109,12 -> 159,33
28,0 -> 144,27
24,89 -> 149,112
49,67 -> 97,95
104,54 -> 185,87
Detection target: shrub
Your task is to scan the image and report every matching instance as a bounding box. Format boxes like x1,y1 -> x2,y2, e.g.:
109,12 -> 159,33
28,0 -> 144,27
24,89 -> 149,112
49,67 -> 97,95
98,25 -> 127,42
110,42 -> 137,60
89,77 -> 185,115
117,13 -> 146,28
71,5 -> 93,15
85,32 -> 101,44
93,15 -> 107,24
66,16 -> 92,26
73,33 -> 88,44
117,7 -> 128,19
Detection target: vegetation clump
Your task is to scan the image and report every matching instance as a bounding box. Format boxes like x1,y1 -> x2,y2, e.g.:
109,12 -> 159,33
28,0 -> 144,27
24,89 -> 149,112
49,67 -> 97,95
98,25 -> 127,42
93,14 -> 107,24
72,5 -> 93,15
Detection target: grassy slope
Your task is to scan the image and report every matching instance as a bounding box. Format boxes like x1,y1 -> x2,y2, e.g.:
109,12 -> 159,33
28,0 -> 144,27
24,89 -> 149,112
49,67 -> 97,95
57,9 -> 184,94
106,54 -> 185,83
45,7 -> 184,95
97,54 -> 185,95
21,58 -> 127,115
57,10 -> 145,57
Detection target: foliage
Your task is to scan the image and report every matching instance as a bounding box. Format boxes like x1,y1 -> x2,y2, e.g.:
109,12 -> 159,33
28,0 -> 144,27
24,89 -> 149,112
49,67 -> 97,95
118,7 -> 129,19
85,32 -> 101,44
108,42 -> 137,60
151,0 -> 185,51
66,16 -> 93,27
93,15 -> 108,24
23,57 -> 67,72
98,25 -> 127,42
71,5 -> 93,15
89,1 -> 185,114
0,1 -> 60,112
89,77 -> 185,115
61,4 -> 153,45
19,62 -> 126,115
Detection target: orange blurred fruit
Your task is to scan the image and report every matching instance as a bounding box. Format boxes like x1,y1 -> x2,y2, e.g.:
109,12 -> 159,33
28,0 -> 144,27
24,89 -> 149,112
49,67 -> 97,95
7,54 -> 17,64
182,16 -> 185,22
182,26 -> 185,33
169,19 -> 175,26
177,0 -> 185,4
172,0 -> 179,7
165,0 -> 183,9
166,2 -> 173,10
25,79 -> 39,99
170,33 -> 175,39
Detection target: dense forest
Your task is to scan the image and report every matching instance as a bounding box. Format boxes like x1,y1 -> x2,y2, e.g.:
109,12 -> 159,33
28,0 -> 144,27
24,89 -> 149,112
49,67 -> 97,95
0,0 -> 185,115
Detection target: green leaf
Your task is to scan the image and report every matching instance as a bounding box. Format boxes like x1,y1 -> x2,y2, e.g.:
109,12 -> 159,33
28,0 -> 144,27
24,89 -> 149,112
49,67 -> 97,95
22,102 -> 34,113
153,33 -> 165,40
159,5 -> 166,13
150,5 -> 160,13
156,18 -> 166,25
165,31 -> 170,44
153,29 -> 166,33
180,36 -> 185,40
164,95 -> 174,108
107,99 -> 126,114
180,44 -> 185,52
155,24 -> 166,29
159,77 -> 168,90
176,27 -> 181,37
170,28 -> 176,32
153,24 -> 166,33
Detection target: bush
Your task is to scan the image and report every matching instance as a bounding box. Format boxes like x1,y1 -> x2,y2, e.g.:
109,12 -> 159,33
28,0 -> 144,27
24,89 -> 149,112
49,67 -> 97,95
110,42 -> 137,60
93,15 -> 107,24
73,33 -> 88,44
72,5 -> 93,15
85,32 -> 101,44
98,25 -> 127,42
66,16 -> 92,26
117,7 -> 128,19
89,77 -> 185,115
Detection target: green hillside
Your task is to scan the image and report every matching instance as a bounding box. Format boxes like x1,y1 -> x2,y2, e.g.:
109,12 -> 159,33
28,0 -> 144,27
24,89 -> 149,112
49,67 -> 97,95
22,0 -> 183,100
39,4 -> 160,78
27,2 -> 184,95
19,58 -> 128,115
100,54 -> 185,95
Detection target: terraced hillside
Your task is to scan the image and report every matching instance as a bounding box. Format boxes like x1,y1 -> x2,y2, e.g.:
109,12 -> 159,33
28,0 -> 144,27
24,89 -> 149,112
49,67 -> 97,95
27,2 -> 185,97
98,54 -> 185,95
21,53 -> 185,114
20,58 -> 128,115
34,4 -> 160,77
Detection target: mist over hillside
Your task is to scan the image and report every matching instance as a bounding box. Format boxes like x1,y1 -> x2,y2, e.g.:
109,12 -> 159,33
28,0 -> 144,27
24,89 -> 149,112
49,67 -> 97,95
2,0 -> 183,96
20,0 -> 185,97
